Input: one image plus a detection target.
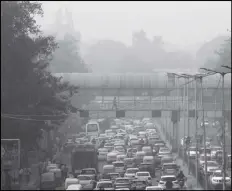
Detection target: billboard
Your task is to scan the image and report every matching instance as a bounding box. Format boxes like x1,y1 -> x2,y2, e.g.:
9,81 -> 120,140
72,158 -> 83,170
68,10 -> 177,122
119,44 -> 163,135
1,139 -> 20,170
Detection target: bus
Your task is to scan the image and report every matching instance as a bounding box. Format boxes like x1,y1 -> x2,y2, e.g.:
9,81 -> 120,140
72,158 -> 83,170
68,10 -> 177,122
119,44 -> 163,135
86,121 -> 100,137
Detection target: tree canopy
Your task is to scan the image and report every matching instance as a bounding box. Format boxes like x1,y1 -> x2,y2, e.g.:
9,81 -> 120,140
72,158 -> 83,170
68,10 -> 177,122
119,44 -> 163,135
1,1 -> 79,151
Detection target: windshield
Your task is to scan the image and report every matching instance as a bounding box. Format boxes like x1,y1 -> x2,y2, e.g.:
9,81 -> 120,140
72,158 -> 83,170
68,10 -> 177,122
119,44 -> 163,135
97,183 -> 113,188
115,179 -> 130,184
78,176 -> 91,180
164,164 -> 177,169
87,124 -> 98,132
137,172 -> 149,176
127,169 -> 138,174
189,147 -> 196,151
160,149 -> 170,153
109,173 -> 119,179
113,163 -> 124,167
81,169 -> 95,175
161,177 -> 176,182
207,162 -> 218,167
211,147 -> 221,151
214,172 -> 223,177
200,155 -> 211,160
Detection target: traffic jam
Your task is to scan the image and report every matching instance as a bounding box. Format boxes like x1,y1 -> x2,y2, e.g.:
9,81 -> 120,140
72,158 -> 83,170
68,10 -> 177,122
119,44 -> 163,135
47,118 -> 185,190
42,118 -> 231,190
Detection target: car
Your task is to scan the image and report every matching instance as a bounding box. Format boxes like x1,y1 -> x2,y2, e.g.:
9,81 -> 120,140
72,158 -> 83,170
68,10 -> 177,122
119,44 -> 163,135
66,184 -> 83,190
65,178 -> 79,190
76,175 -> 96,189
117,154 -> 127,162
145,186 -> 163,190
186,146 -> 199,159
138,163 -> 155,177
209,169 -> 231,188
112,161 -> 125,175
115,188 -> 130,190
210,146 -> 222,159
201,161 -> 219,176
108,173 -> 120,182
161,163 -> 180,176
126,148 -> 138,158
148,136 -> 159,145
80,168 -> 97,181
114,177 -> 131,189
157,175 -> 180,190
98,148 -> 109,160
198,153 -> 211,166
124,168 -> 139,179
94,180 -> 114,190
114,146 -> 125,155
124,158 -> 136,168
131,179 -> 148,190
135,171 -> 152,186
158,148 -> 171,158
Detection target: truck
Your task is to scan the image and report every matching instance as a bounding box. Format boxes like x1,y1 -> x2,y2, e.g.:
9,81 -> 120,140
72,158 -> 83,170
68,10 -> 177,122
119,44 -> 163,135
71,144 -> 98,176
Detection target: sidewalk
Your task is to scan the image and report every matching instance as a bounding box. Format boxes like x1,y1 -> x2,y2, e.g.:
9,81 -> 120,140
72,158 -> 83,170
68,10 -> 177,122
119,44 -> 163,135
155,121 -> 203,190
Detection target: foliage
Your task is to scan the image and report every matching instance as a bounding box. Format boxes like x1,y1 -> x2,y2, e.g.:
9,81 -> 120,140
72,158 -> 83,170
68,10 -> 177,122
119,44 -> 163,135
50,33 -> 88,73
1,1 -> 78,150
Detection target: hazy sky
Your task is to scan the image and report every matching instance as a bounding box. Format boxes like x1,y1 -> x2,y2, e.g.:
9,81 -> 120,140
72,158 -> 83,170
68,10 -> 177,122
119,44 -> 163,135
38,1 -> 231,46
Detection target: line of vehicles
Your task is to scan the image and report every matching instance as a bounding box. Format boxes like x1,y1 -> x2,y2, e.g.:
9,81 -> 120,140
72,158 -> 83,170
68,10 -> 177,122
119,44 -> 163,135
182,134 -> 231,190
55,118 -> 189,190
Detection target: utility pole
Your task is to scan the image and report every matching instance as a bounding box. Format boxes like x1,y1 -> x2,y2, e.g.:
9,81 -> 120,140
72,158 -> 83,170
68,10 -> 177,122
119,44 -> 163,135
195,76 -> 199,189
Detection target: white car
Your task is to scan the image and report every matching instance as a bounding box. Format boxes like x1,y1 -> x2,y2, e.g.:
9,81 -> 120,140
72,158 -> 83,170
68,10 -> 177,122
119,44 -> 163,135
77,175 -> 95,189
198,153 -> 211,166
210,146 -> 222,159
186,146 -> 199,159
201,161 -> 219,175
66,184 -> 82,190
98,148 -> 109,160
124,168 -> 139,179
145,186 -> 163,190
135,171 -> 152,185
158,148 -> 171,158
209,169 -> 231,188
94,180 -> 114,190
157,175 -> 179,190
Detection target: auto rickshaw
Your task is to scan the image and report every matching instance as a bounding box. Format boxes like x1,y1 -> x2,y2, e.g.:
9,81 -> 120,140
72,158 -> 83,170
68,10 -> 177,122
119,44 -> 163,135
40,172 -> 56,190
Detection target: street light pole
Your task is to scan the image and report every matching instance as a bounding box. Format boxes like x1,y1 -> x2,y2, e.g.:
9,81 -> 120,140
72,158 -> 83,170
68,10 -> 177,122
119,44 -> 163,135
195,76 -> 199,189
200,76 -> 208,190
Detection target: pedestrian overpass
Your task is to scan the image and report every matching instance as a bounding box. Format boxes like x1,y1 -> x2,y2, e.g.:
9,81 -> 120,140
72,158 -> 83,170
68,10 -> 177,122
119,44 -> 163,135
54,72 -> 231,118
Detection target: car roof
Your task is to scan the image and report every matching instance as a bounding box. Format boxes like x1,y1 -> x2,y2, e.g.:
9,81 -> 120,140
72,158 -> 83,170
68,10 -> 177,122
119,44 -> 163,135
97,180 -> 113,183
143,156 -> 154,159
163,163 -> 176,165
137,171 -> 150,173
82,168 -> 95,171
161,175 -> 176,178
103,165 -> 114,168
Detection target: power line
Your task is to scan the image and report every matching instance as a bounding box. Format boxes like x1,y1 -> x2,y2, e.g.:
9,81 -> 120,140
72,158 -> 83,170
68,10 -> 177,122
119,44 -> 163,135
1,114 -> 65,122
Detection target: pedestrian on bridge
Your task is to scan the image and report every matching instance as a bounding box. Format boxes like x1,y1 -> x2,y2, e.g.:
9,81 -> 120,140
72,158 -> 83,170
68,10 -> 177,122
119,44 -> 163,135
112,97 -> 117,110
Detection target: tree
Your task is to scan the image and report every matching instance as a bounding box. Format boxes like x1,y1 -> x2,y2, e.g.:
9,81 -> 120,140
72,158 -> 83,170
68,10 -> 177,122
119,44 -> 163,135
1,1 -> 78,152
50,33 -> 88,73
